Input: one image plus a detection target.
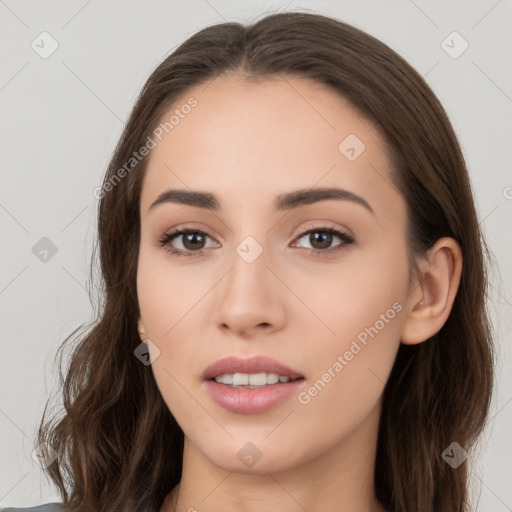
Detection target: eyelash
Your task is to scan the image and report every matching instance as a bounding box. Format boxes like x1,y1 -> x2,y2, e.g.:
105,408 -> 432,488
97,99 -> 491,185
158,225 -> 354,258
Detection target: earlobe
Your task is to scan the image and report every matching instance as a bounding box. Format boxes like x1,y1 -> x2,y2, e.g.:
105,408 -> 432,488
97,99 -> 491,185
401,237 -> 463,345
137,317 -> 146,339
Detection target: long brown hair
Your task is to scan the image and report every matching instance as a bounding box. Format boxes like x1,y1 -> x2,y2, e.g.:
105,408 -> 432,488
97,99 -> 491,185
37,11 -> 494,512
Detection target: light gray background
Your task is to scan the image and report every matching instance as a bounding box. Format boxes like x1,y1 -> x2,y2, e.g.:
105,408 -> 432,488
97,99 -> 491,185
1,0 -> 511,509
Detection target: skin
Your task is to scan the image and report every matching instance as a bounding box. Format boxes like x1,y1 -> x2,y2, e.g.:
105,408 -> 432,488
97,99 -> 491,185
136,73 -> 462,512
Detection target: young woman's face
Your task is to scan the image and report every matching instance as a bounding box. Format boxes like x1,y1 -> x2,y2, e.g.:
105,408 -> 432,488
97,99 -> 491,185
137,74 -> 413,474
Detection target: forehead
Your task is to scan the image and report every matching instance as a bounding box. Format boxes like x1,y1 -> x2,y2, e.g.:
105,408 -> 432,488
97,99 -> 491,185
140,73 -> 402,221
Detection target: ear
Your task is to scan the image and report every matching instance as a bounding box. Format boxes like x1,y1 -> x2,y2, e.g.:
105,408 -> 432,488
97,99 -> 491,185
401,237 -> 463,345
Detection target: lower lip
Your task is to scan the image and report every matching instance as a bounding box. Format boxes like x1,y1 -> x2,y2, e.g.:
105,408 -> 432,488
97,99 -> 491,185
203,379 -> 305,414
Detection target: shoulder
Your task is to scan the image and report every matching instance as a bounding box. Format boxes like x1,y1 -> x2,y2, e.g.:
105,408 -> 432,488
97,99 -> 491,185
0,504 -> 64,512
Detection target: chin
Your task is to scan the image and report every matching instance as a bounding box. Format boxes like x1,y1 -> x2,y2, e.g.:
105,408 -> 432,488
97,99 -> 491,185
197,435 -> 307,475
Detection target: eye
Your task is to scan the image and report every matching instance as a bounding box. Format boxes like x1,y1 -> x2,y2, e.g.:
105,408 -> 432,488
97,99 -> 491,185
158,228 -> 218,257
292,226 -> 354,255
158,225 -> 354,258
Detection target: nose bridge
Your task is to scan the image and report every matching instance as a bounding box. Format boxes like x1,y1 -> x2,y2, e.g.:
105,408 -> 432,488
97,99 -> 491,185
213,228 -> 285,335
226,233 -> 271,307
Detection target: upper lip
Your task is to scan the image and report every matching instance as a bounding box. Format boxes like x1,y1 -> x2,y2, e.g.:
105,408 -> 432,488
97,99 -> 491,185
202,355 -> 304,381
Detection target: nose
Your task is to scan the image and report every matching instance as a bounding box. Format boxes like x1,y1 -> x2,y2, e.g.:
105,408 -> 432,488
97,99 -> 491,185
213,243 -> 286,339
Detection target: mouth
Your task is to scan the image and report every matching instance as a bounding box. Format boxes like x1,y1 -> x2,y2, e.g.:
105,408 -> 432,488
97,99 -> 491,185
201,355 -> 306,413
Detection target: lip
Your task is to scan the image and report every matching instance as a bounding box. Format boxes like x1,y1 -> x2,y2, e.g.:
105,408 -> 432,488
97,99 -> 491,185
203,378 -> 305,414
201,355 -> 306,414
201,355 -> 304,381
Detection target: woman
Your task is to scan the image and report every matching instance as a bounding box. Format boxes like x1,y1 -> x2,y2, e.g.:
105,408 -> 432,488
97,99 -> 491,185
4,10 -> 494,512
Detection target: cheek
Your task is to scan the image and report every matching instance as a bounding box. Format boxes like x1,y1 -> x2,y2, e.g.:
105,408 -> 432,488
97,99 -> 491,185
299,302 -> 404,408
137,257 -> 201,423
136,248 -> 212,401
290,293 -> 404,454
294,250 -> 408,430
285,241 -> 408,352
136,244 -> 211,338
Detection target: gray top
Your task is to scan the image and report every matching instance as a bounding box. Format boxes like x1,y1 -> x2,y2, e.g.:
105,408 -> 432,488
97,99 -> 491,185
1,504 -> 63,512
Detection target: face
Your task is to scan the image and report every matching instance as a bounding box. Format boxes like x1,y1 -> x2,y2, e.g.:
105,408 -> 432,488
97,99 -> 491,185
137,73 -> 413,474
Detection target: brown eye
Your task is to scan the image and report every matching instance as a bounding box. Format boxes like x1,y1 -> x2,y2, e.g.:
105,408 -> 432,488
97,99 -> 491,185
180,231 -> 206,251
158,229 -> 218,257
293,227 -> 354,254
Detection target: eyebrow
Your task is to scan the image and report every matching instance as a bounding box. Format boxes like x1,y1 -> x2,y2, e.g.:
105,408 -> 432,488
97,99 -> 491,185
148,187 -> 375,215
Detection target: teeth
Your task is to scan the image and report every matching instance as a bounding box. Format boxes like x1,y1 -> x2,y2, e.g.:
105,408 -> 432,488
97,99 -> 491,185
214,372 -> 292,386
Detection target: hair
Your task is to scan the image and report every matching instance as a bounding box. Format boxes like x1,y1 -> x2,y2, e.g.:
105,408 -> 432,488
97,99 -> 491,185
36,10 -> 495,512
